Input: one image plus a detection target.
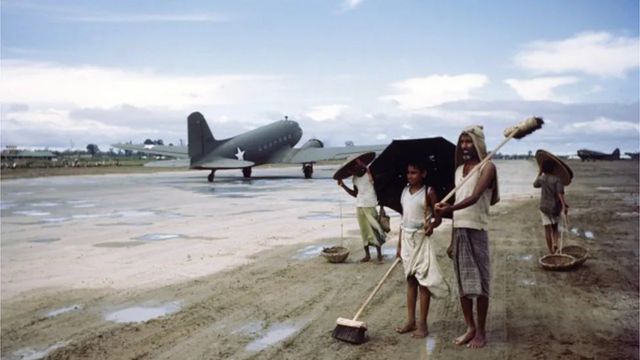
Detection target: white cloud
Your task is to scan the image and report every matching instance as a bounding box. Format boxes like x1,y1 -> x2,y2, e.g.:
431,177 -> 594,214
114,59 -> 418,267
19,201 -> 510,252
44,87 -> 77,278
305,104 -> 348,121
562,117 -> 639,134
379,74 -> 489,111
340,0 -> 364,12
65,13 -> 226,23
0,60 -> 280,109
375,133 -> 387,140
504,76 -> 580,101
514,32 -> 640,77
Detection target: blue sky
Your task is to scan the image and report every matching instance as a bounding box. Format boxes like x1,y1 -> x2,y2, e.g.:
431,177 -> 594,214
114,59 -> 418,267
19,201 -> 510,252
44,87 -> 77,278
1,0 -> 638,155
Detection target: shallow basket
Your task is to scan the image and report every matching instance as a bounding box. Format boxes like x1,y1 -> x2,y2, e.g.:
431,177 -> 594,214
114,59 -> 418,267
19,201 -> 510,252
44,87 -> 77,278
539,253 -> 577,271
561,245 -> 589,266
321,246 -> 350,263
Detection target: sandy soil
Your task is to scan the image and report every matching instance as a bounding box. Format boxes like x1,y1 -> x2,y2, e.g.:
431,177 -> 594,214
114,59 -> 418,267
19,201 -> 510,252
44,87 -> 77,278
1,160 -> 638,359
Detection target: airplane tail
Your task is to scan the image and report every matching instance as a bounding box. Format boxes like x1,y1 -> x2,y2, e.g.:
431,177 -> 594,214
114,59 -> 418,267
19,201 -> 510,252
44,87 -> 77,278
188,112 -> 218,162
613,148 -> 620,158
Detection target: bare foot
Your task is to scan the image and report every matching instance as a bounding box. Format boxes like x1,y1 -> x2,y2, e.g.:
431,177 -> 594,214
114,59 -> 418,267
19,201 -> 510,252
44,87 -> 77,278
395,322 -> 416,334
359,255 -> 371,263
454,328 -> 475,346
412,323 -> 428,338
467,333 -> 486,348
376,255 -> 384,264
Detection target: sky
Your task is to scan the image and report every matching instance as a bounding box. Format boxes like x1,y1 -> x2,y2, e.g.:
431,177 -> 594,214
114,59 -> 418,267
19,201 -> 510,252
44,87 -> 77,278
1,0 -> 639,155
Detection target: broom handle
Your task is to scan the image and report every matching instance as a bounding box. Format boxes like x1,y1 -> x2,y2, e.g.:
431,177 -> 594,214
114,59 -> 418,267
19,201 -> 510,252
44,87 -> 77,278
352,257 -> 401,321
439,131 -> 516,204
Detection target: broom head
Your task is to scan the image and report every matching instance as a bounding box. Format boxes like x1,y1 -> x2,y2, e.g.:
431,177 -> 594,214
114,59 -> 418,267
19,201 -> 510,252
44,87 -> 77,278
503,117 -> 544,139
332,317 -> 367,344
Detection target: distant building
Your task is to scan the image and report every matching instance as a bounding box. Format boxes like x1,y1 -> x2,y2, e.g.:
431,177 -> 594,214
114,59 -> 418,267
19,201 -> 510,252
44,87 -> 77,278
1,148 -> 57,168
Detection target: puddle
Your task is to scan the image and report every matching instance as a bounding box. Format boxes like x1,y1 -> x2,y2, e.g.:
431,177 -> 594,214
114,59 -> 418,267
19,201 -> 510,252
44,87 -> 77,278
596,187 -> 616,192
245,323 -> 302,352
216,194 -> 255,199
520,279 -> 536,286
292,244 -> 331,260
46,304 -> 82,317
105,301 -> 181,323
72,213 -> 110,219
298,214 -> 339,220
520,254 -> 533,261
12,210 -> 51,217
94,241 -> 147,248
95,222 -> 153,227
72,203 -> 96,208
28,238 -> 61,243
289,198 -> 342,203
13,191 -> 33,196
425,335 -> 437,355
571,228 -> 580,236
42,217 -> 70,223
8,341 -> 67,360
133,233 -> 184,241
382,247 -> 397,257
0,202 -> 16,210
30,202 -> 59,207
584,231 -> 594,239
116,210 -> 155,217
231,210 -> 274,216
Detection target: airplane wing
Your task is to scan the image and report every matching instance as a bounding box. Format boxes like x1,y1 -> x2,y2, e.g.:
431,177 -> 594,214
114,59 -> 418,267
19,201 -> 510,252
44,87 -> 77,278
276,145 -> 388,164
111,143 -> 189,158
193,157 -> 255,169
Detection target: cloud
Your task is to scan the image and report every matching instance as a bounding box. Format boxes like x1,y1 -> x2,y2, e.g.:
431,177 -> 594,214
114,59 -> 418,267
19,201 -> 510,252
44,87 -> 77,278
379,74 -> 489,111
63,13 -> 226,23
514,32 -> 640,77
504,76 -> 580,101
340,0 -> 364,12
0,60 -> 280,109
562,117 -> 639,135
305,105 -> 348,121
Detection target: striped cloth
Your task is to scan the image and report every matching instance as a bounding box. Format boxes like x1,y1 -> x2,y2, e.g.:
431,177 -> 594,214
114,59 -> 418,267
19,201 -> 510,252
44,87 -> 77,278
452,228 -> 490,298
356,207 -> 386,247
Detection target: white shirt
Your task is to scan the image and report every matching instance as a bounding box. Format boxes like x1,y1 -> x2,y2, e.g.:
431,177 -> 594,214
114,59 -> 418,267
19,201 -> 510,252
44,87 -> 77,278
453,164 -> 492,230
353,173 -> 378,208
401,185 -> 428,230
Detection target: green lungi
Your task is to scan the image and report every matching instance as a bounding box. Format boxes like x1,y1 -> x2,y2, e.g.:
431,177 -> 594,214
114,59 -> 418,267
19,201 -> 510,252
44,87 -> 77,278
356,207 -> 386,247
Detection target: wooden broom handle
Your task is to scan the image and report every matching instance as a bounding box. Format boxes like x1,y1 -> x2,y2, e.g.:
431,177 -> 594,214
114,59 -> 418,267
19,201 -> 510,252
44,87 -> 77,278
352,257 -> 401,321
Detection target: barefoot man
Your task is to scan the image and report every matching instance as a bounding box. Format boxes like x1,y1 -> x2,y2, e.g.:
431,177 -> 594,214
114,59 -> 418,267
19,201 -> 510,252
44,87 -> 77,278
435,125 -> 499,349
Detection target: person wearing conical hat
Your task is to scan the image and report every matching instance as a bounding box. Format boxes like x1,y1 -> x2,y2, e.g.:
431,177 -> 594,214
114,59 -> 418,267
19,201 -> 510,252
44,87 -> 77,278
534,159 -> 569,254
435,125 -> 499,349
337,158 -> 387,263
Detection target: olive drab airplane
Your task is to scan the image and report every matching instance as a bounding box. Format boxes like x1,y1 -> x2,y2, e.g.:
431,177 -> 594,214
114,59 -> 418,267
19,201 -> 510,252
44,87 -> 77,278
576,148 -> 620,161
113,112 -> 386,182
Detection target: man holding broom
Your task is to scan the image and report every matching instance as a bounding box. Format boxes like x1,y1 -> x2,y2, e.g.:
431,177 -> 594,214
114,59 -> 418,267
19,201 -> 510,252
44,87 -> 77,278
435,125 -> 499,349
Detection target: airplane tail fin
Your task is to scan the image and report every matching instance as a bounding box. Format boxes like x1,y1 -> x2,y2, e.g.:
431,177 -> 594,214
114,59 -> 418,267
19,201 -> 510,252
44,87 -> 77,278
188,112 -> 218,162
613,148 -> 620,158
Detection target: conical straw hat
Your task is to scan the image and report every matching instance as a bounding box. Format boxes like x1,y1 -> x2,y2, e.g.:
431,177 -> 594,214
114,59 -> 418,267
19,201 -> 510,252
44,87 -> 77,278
535,149 -> 574,186
333,152 -> 376,180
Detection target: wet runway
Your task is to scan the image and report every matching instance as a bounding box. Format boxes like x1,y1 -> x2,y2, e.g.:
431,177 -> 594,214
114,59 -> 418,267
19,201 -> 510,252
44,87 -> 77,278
1,161 -> 538,300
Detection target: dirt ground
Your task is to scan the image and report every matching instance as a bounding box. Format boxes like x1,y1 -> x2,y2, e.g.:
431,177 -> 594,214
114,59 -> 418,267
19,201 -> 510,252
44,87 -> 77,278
1,160 -> 638,359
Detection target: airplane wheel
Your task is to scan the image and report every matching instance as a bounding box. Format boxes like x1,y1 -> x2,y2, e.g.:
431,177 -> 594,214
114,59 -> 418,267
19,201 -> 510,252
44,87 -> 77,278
303,164 -> 313,179
207,171 -> 215,182
242,167 -> 252,178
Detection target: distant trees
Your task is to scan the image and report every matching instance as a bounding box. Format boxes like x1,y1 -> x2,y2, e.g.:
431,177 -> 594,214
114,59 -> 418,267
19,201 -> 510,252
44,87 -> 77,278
86,144 -> 100,156
143,139 -> 164,145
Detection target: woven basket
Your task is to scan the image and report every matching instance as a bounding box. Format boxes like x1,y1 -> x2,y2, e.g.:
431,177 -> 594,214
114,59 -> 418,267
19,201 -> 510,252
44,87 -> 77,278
539,253 -> 577,271
321,246 -> 350,263
562,245 -> 588,266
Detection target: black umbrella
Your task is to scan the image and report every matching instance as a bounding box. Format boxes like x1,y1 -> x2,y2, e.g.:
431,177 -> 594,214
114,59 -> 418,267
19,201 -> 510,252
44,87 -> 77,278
369,137 -> 456,215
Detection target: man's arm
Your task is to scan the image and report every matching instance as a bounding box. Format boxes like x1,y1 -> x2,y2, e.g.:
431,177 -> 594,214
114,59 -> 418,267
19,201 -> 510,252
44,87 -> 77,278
533,173 -> 544,188
435,162 -> 497,217
337,179 -> 358,198
425,187 -> 441,236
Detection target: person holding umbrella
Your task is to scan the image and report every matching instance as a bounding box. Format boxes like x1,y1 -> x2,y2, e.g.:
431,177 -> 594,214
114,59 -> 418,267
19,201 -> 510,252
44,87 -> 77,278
336,154 -> 386,264
435,125 -> 499,349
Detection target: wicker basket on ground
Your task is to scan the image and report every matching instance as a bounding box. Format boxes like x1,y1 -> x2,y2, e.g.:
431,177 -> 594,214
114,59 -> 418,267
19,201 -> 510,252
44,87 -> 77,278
539,253 -> 577,271
561,245 -> 589,266
321,246 -> 350,263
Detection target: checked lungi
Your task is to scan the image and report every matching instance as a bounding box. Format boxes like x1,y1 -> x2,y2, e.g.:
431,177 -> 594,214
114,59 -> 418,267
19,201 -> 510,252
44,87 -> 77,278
452,228 -> 490,298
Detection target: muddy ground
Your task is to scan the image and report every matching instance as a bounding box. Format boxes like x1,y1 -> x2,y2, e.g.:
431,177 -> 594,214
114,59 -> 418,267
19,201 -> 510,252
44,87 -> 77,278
1,160 -> 638,359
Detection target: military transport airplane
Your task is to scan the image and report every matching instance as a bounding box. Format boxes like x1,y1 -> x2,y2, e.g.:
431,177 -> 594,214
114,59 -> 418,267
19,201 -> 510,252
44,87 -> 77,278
113,112 -> 386,182
577,148 -> 620,161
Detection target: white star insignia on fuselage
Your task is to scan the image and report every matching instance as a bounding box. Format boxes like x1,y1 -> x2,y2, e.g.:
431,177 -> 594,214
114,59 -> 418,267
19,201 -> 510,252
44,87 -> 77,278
235,147 -> 245,160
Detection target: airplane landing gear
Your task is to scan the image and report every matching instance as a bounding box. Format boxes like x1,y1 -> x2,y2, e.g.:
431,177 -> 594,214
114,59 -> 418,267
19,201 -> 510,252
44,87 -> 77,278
242,167 -> 252,178
207,170 -> 216,183
303,163 -> 313,179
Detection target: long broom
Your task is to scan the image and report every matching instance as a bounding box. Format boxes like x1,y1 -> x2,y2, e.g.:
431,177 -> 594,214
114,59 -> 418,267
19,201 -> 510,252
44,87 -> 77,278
332,116 -> 544,344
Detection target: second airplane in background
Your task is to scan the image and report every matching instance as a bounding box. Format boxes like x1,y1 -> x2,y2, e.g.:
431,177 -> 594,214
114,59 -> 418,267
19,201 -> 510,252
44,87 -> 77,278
114,112 -> 387,182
